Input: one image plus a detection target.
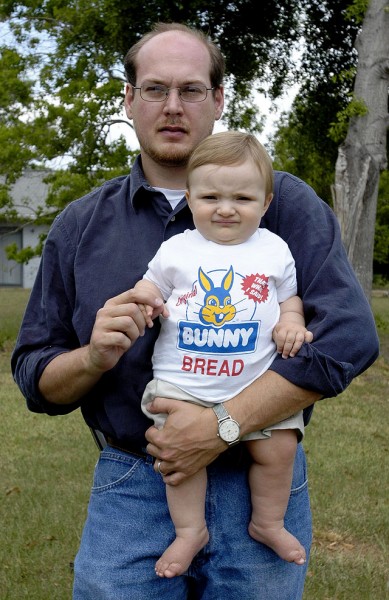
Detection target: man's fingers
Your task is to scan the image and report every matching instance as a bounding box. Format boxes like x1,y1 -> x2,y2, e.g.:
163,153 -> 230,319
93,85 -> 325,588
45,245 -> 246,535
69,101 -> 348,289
127,287 -> 165,309
99,301 -> 149,335
145,397 -> 182,415
104,288 -> 141,306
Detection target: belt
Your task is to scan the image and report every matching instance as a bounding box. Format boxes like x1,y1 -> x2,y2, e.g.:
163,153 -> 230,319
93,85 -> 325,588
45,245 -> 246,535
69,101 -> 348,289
106,437 -> 250,467
106,436 -> 148,458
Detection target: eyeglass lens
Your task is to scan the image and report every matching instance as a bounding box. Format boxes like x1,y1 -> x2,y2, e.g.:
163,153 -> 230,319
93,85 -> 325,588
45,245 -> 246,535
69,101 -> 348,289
139,83 -> 210,102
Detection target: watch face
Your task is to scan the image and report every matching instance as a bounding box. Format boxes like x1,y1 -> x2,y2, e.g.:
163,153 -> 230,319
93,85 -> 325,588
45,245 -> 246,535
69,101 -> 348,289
219,419 -> 240,443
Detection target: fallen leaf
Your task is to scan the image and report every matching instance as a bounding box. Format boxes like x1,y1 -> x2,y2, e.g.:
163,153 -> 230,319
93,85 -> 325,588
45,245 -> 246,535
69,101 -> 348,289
5,486 -> 21,496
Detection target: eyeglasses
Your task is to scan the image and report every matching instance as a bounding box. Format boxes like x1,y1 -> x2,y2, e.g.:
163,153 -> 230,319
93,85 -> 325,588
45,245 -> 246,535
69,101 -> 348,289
132,82 -> 214,103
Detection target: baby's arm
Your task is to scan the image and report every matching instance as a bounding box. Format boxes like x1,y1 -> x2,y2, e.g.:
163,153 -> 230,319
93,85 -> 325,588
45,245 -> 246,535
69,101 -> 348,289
132,279 -> 169,327
273,295 -> 313,358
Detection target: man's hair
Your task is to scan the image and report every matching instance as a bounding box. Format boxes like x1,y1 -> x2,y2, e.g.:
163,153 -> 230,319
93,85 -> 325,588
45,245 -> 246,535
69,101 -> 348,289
123,22 -> 225,89
187,131 -> 274,196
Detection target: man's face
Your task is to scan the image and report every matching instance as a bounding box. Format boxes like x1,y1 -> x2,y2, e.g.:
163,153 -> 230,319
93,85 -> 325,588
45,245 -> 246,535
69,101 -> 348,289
124,31 -> 224,170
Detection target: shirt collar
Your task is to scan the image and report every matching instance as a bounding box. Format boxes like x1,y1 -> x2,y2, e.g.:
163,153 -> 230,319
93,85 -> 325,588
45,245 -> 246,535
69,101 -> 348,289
129,155 -> 188,218
129,155 -> 154,209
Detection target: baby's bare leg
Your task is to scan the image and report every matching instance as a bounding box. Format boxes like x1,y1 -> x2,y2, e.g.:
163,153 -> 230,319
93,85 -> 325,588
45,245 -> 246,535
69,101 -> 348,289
156,468 -> 209,578
245,430 -> 306,565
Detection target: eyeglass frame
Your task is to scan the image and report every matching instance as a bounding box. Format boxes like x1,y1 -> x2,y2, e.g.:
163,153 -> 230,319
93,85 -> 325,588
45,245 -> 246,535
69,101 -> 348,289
131,82 -> 215,103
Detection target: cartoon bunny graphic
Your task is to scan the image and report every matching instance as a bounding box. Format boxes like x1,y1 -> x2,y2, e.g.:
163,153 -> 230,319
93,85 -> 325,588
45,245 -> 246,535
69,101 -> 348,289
198,266 -> 236,327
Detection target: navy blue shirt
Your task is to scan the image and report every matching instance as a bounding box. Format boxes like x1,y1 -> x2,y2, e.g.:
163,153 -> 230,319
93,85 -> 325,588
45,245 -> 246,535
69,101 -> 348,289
11,157 -> 379,445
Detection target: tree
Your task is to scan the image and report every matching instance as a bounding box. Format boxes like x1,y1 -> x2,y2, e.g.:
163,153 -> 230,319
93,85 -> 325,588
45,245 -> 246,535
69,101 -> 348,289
271,0 -> 389,294
270,0 -> 364,205
2,0 -> 387,292
331,0 -> 389,296
270,0 -> 366,202
270,107 -> 338,205
0,0 -> 303,215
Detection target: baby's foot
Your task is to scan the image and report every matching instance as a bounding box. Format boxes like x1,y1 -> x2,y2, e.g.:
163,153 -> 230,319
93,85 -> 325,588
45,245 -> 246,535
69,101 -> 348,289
155,527 -> 209,578
248,521 -> 306,565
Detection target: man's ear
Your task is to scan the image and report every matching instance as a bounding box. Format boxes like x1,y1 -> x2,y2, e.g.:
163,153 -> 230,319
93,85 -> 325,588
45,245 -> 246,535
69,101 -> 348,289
124,83 -> 135,119
214,86 -> 224,121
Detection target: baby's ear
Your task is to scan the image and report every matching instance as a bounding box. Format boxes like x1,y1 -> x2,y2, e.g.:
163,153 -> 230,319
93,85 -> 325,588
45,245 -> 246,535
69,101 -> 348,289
263,193 -> 273,214
185,190 -> 190,204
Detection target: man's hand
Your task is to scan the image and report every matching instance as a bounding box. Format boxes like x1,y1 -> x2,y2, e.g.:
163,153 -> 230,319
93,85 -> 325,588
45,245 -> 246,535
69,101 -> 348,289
39,288 -> 163,405
88,289 -> 151,373
145,398 -> 226,485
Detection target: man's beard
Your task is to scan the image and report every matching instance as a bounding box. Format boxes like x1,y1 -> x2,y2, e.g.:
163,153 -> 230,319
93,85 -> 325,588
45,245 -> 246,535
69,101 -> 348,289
141,141 -> 190,167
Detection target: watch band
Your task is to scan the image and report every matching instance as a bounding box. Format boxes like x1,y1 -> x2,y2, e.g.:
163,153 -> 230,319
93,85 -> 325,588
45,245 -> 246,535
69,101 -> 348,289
212,402 -> 231,421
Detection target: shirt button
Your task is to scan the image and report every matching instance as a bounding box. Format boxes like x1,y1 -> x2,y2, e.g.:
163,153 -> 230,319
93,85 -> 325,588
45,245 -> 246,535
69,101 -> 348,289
171,216 -> 176,221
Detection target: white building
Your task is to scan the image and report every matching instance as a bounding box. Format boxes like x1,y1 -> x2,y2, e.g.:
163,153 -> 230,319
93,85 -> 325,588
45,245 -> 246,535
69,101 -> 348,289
0,171 -> 51,288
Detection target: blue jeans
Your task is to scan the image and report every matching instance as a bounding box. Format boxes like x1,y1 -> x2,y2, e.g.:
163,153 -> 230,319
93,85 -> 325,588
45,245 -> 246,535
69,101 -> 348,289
73,443 -> 312,600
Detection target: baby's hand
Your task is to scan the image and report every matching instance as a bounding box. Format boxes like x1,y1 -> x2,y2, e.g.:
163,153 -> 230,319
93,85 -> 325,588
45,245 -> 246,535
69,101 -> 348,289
273,323 -> 313,359
137,303 -> 154,328
137,299 -> 169,328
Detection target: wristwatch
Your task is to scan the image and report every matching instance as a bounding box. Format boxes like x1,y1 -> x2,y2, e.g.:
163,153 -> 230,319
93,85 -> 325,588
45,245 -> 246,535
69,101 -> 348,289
212,403 -> 240,446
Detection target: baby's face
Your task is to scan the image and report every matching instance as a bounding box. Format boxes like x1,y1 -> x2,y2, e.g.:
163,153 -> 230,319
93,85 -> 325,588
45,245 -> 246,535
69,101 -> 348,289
186,160 -> 272,245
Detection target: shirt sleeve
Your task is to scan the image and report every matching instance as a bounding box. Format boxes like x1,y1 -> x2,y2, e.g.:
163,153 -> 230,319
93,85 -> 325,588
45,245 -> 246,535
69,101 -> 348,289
274,240 -> 298,304
265,172 -> 379,400
11,211 -> 82,415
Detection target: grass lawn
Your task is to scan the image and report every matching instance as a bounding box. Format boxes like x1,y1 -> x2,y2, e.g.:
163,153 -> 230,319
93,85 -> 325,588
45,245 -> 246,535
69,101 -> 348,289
1,288 -> 388,598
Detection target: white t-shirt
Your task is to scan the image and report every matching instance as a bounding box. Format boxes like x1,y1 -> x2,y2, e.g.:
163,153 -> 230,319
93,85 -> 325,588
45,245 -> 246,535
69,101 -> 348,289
144,228 -> 297,402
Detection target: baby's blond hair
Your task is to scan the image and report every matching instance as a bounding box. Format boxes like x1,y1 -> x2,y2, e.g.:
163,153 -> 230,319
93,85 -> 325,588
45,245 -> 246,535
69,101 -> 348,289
187,131 -> 273,196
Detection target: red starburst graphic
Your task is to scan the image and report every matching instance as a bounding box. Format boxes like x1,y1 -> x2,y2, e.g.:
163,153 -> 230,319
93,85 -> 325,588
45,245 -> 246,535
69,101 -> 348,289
241,274 -> 269,303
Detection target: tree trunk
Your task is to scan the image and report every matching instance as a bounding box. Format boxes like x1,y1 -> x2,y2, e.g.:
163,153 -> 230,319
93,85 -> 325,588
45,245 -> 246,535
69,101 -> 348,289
332,0 -> 389,298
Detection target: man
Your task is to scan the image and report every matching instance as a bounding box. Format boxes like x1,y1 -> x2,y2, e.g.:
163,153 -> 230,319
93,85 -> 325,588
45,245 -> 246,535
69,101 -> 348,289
12,22 -> 379,600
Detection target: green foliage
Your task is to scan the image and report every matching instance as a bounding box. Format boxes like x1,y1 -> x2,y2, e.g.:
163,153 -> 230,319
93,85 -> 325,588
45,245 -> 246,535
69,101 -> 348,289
1,0 -> 387,276
344,0 -> 369,24
0,46 -> 34,112
299,0 -> 360,98
0,47 -> 37,183
0,0 -> 365,191
328,94 -> 368,144
374,223 -> 389,267
224,80 -> 265,134
0,183 -> 12,208
1,0 -> 303,169
5,234 -> 46,264
0,0 -> 306,233
270,0 -> 364,197
275,0 -> 363,171
270,102 -> 339,205
374,171 -> 389,273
